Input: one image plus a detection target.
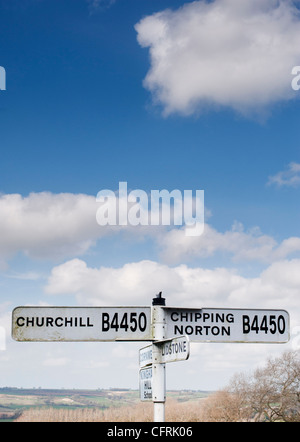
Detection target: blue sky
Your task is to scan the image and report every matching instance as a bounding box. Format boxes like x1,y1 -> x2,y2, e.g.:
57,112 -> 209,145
0,0 -> 300,391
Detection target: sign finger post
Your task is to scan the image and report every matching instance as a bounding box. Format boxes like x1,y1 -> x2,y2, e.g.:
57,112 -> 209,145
11,293 -> 290,422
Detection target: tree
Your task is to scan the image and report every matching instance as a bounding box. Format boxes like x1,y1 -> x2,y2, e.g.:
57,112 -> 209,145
229,350 -> 300,422
199,389 -> 247,422
200,350 -> 300,422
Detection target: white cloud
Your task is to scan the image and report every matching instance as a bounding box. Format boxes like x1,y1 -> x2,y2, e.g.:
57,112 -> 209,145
45,259 -> 183,305
135,0 -> 300,116
0,190 -> 198,264
1,191 -> 299,271
0,191 -> 119,262
45,258 -> 300,317
267,162 -> 300,187
159,222 -> 300,264
228,259 -> 300,310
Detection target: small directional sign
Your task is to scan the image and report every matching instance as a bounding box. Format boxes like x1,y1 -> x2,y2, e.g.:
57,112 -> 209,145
139,344 -> 153,368
156,336 -> 190,364
12,306 -> 152,342
139,366 -> 153,401
139,336 -> 190,368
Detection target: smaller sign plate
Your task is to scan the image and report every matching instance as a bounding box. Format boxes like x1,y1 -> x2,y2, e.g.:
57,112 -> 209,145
139,344 -> 153,368
154,336 -> 190,364
139,366 -> 152,401
139,336 -> 190,367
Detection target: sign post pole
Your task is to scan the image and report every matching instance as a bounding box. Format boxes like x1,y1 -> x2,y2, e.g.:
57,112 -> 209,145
152,292 -> 166,423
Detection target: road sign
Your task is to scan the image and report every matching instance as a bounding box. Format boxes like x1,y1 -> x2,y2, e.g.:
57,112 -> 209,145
139,344 -> 153,368
139,336 -> 190,368
139,366 -> 152,401
12,306 -> 152,342
163,307 -> 289,343
156,336 -> 190,363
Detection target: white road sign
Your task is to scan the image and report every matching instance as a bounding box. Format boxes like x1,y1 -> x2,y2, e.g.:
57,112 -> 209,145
163,308 -> 289,343
139,336 -> 190,368
12,306 -> 152,342
139,366 -> 152,401
139,344 -> 153,368
157,336 -> 190,364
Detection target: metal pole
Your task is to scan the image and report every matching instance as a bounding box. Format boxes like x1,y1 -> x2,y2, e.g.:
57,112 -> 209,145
152,292 -> 166,422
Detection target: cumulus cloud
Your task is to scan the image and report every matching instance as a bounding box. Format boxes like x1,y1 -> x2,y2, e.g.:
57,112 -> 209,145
45,258 -> 300,315
0,192 -> 103,261
0,189 -> 205,264
135,0 -> 300,116
267,162 -> 300,187
1,191 -> 299,269
46,259 -> 183,305
45,258 -> 246,306
159,222 -> 300,264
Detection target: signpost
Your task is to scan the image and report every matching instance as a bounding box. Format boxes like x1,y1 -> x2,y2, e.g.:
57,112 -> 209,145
11,295 -> 290,423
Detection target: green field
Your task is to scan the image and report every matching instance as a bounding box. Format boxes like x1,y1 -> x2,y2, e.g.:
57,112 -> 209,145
0,387 -> 210,422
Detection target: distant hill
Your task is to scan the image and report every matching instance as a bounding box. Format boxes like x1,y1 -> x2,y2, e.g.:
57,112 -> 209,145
0,387 -> 212,421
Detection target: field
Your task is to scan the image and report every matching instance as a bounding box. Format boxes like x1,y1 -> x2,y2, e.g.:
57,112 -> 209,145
0,387 -> 210,422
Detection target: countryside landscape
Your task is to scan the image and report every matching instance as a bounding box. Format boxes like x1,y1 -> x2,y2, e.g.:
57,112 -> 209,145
0,387 -> 209,422
1,350 -> 298,422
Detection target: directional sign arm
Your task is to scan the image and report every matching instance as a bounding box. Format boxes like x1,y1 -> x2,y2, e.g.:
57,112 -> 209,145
162,308 -> 289,343
12,306 -> 153,342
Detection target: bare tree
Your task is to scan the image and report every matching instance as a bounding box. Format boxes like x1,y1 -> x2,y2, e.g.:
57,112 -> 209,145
200,389 -> 248,422
229,350 -> 300,422
201,350 -> 300,422
260,350 -> 300,422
